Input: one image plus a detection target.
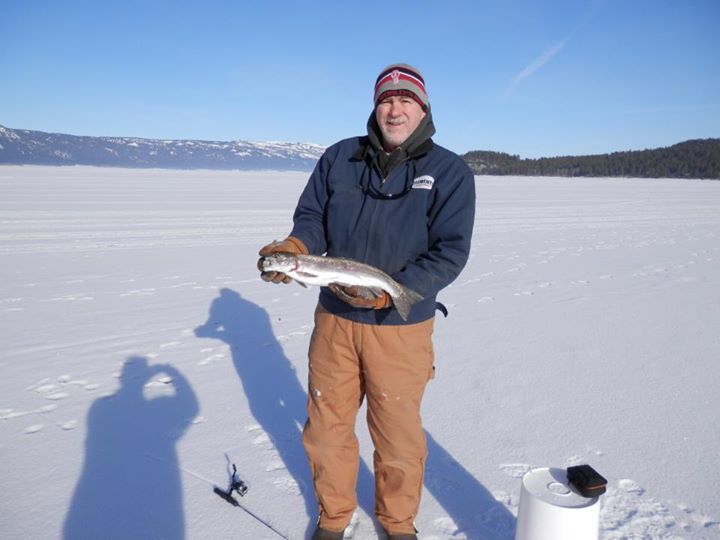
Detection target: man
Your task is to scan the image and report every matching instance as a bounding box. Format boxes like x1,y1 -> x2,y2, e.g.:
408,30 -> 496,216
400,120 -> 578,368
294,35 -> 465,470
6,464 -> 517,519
258,63 -> 475,540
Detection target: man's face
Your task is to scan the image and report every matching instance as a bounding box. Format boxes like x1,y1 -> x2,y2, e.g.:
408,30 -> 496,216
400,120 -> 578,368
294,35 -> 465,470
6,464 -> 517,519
375,95 -> 426,152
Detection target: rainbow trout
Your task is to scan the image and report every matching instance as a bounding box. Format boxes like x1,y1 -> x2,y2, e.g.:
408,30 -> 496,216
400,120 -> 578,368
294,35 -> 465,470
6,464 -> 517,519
261,253 -> 423,321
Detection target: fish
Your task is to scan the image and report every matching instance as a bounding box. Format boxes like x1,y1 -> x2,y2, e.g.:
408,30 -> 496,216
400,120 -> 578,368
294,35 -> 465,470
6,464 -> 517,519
261,253 -> 423,321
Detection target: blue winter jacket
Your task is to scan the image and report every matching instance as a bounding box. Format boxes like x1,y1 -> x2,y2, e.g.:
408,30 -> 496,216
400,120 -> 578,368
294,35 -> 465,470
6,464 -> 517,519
289,116 -> 476,325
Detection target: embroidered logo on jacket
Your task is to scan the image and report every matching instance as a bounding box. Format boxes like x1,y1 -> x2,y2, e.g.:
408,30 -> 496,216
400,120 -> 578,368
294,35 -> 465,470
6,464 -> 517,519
412,175 -> 435,190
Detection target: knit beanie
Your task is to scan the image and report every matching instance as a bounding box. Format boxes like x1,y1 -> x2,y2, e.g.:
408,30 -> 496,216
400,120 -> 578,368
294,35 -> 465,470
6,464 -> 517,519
374,63 -> 429,111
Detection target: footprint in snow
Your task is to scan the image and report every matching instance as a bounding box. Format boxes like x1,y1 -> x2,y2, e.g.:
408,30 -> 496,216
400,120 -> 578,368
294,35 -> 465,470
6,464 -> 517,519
46,392 -> 69,401
432,516 -> 462,538
120,288 -> 156,297
38,405 -> 58,414
59,420 -> 78,431
167,282 -> 197,289
499,463 -> 532,478
478,296 -> 495,303
24,424 -> 44,434
144,376 -> 173,388
618,478 -> 645,495
565,455 -> 585,466
276,330 -> 309,343
597,480 -> 710,537
49,294 -> 93,302
252,432 -> 271,446
272,475 -> 302,495
7,404 -> 59,420
198,353 -> 226,366
25,378 -> 49,390
265,461 -> 286,472
492,490 -> 518,507
513,291 -> 534,297
2,409 -> 31,420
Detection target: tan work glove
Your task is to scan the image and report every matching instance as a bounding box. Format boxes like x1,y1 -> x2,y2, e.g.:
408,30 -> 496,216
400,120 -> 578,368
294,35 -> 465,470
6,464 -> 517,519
257,236 -> 308,284
328,284 -> 391,310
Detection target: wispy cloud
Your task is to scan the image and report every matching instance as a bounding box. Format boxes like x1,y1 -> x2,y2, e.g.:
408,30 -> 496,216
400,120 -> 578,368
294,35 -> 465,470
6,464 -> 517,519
501,1 -> 605,100
515,39 -> 569,86
504,38 -> 570,98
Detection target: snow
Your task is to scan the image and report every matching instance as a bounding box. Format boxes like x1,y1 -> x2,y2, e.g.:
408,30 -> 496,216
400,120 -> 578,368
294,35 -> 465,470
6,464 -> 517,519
1,166 -> 719,540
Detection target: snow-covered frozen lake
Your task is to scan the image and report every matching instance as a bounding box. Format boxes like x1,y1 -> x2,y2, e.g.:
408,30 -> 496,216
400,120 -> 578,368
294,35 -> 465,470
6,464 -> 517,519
1,166 -> 719,539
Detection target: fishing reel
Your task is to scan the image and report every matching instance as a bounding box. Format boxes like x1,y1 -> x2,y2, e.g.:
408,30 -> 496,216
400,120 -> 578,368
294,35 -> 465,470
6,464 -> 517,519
229,464 -> 249,497
214,463 -> 248,505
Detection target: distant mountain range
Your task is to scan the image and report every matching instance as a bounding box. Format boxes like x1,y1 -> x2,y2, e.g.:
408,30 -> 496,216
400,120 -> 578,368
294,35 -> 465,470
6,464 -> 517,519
0,125 -> 325,171
2,124 -> 718,179
462,139 -> 720,179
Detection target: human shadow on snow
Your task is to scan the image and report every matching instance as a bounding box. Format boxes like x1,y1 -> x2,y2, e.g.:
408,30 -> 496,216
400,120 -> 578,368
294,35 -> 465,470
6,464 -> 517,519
63,357 -> 199,540
425,431 -> 516,538
196,288 -> 515,539
194,288 -> 377,540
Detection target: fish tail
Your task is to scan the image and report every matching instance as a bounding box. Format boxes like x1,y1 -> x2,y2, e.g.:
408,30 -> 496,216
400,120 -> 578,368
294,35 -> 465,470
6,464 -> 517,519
393,285 -> 423,321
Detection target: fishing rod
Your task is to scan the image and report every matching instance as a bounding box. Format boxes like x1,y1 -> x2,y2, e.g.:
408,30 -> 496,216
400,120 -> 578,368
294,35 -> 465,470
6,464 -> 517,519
144,453 -> 289,539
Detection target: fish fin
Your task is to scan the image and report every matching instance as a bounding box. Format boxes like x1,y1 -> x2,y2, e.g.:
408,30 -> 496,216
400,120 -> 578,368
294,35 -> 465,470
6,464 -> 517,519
403,285 -> 423,305
296,271 -> 318,279
349,287 -> 383,300
295,280 -> 307,288
368,287 -> 383,299
393,285 -> 423,321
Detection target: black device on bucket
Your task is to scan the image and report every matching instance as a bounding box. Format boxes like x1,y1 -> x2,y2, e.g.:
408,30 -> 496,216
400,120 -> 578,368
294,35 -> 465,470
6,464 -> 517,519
567,464 -> 607,498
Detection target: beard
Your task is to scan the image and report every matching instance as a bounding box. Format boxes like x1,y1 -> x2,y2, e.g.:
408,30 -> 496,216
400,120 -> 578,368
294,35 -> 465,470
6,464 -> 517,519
378,121 -> 412,151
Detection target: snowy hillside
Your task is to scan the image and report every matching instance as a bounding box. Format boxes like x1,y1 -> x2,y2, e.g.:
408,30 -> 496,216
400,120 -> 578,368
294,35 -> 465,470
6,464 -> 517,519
1,166 -> 719,539
0,125 -> 325,171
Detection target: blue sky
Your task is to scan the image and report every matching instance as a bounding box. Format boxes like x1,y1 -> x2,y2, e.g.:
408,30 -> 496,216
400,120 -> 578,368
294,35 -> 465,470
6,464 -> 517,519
1,0 -> 718,157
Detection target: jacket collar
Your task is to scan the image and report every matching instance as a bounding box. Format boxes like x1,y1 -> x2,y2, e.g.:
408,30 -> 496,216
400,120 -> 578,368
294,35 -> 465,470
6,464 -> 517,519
352,110 -> 436,162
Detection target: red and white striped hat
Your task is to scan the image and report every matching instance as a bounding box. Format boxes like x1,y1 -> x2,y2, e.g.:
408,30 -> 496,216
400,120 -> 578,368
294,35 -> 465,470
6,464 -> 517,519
374,63 -> 429,111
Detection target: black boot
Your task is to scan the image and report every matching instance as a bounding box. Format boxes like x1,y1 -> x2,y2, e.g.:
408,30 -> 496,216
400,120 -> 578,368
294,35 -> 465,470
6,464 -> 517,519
386,533 -> 418,540
311,526 -> 344,540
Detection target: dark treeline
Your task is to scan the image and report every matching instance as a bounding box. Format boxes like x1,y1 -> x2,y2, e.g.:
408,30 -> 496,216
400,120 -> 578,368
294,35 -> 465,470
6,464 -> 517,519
462,138 -> 720,179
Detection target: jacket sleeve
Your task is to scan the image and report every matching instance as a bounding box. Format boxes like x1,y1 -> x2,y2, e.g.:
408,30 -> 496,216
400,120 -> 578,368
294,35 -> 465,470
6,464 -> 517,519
392,162 -> 476,298
288,150 -> 332,255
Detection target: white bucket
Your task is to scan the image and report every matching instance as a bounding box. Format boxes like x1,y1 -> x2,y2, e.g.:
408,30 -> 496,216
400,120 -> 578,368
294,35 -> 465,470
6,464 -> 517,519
515,467 -> 600,540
